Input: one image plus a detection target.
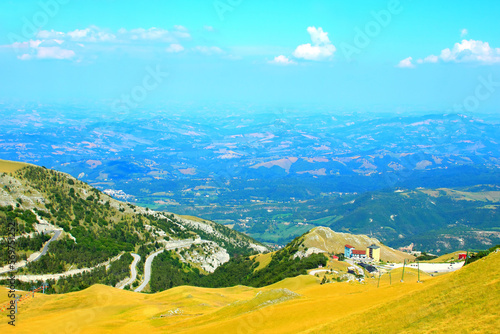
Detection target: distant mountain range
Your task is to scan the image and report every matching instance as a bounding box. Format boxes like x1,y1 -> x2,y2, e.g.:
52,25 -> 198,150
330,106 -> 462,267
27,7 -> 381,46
1,110 -> 499,251
2,110 -> 498,200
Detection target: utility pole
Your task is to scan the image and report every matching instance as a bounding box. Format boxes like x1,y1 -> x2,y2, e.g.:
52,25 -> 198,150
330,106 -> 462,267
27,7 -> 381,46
14,296 -> 19,314
417,260 -> 421,283
401,259 -> 406,282
377,270 -> 381,288
389,271 -> 392,285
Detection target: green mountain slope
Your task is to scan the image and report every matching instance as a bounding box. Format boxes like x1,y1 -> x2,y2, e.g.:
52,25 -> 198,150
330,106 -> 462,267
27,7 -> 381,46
236,185 -> 499,253
315,187 -> 500,253
0,160 -> 266,293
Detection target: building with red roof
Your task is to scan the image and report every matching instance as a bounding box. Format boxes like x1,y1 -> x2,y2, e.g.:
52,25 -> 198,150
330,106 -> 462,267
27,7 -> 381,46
344,244 -> 355,258
352,249 -> 367,259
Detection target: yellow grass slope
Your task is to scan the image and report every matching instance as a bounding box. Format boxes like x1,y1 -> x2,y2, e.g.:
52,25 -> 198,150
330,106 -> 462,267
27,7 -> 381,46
303,226 -> 414,262
0,159 -> 30,173
310,250 -> 500,333
2,251 -> 498,334
426,250 -> 466,263
250,251 -> 274,271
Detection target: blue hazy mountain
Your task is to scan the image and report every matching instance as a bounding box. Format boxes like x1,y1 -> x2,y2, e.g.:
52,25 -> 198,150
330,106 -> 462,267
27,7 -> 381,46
1,104 -> 499,251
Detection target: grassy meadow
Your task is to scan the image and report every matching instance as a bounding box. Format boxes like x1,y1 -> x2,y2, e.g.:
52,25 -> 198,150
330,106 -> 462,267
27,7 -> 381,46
1,251 -> 498,333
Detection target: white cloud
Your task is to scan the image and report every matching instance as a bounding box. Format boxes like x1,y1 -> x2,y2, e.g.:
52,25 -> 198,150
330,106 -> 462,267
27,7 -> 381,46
293,43 -> 335,61
172,26 -> 191,39
194,46 -> 224,55
17,54 -> 32,61
413,39 -> 500,66
66,27 -> 116,42
396,56 -> 415,68
3,25 -> 193,61
67,28 -> 89,39
18,45 -> 75,60
36,46 -> 75,59
269,55 -> 296,65
307,26 -> 330,45
37,30 -> 65,39
6,40 -> 43,49
126,28 -> 172,41
416,54 -> 438,64
174,25 -> 188,32
166,43 -> 184,53
121,27 -> 191,41
15,26 -> 190,46
292,27 -> 336,61
461,29 -> 468,37
439,39 -> 500,63
204,25 -> 215,32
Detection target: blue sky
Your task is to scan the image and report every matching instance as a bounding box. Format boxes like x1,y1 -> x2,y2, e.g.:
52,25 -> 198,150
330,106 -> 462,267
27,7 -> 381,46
1,0 -> 500,112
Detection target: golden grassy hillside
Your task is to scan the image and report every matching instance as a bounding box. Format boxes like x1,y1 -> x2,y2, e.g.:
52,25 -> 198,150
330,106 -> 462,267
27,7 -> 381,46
2,251 -> 498,333
0,159 -> 30,173
303,226 -> 414,262
425,251 -> 466,263
250,251 -> 275,271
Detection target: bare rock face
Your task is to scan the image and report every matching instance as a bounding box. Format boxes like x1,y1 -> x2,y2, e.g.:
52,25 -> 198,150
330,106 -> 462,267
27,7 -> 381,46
293,247 -> 326,259
177,241 -> 230,273
176,215 -> 269,255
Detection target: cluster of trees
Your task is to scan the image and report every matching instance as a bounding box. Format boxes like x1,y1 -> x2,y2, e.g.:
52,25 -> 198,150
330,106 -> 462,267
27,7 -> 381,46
416,252 -> 438,261
12,167 -> 166,272
15,233 -> 51,251
144,213 -> 191,240
150,236 -> 327,292
14,166 -> 263,273
149,250 -> 200,291
1,253 -> 134,294
465,244 -> 500,265
25,236 -> 121,274
0,207 -> 48,266
0,206 -> 37,236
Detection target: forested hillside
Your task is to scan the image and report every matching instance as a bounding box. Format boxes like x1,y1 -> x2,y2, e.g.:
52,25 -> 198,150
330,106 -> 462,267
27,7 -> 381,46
0,161 -> 266,293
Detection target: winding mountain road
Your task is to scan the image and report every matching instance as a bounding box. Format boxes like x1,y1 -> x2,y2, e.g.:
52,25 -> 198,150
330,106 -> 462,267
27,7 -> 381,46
134,239 -> 203,292
33,230 -> 62,261
0,229 -> 62,275
119,253 -> 141,289
134,249 -> 165,292
6,253 -> 124,282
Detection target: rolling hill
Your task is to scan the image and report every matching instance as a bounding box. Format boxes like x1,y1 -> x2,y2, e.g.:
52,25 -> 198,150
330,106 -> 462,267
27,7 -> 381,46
299,226 -> 414,262
1,245 -> 498,333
